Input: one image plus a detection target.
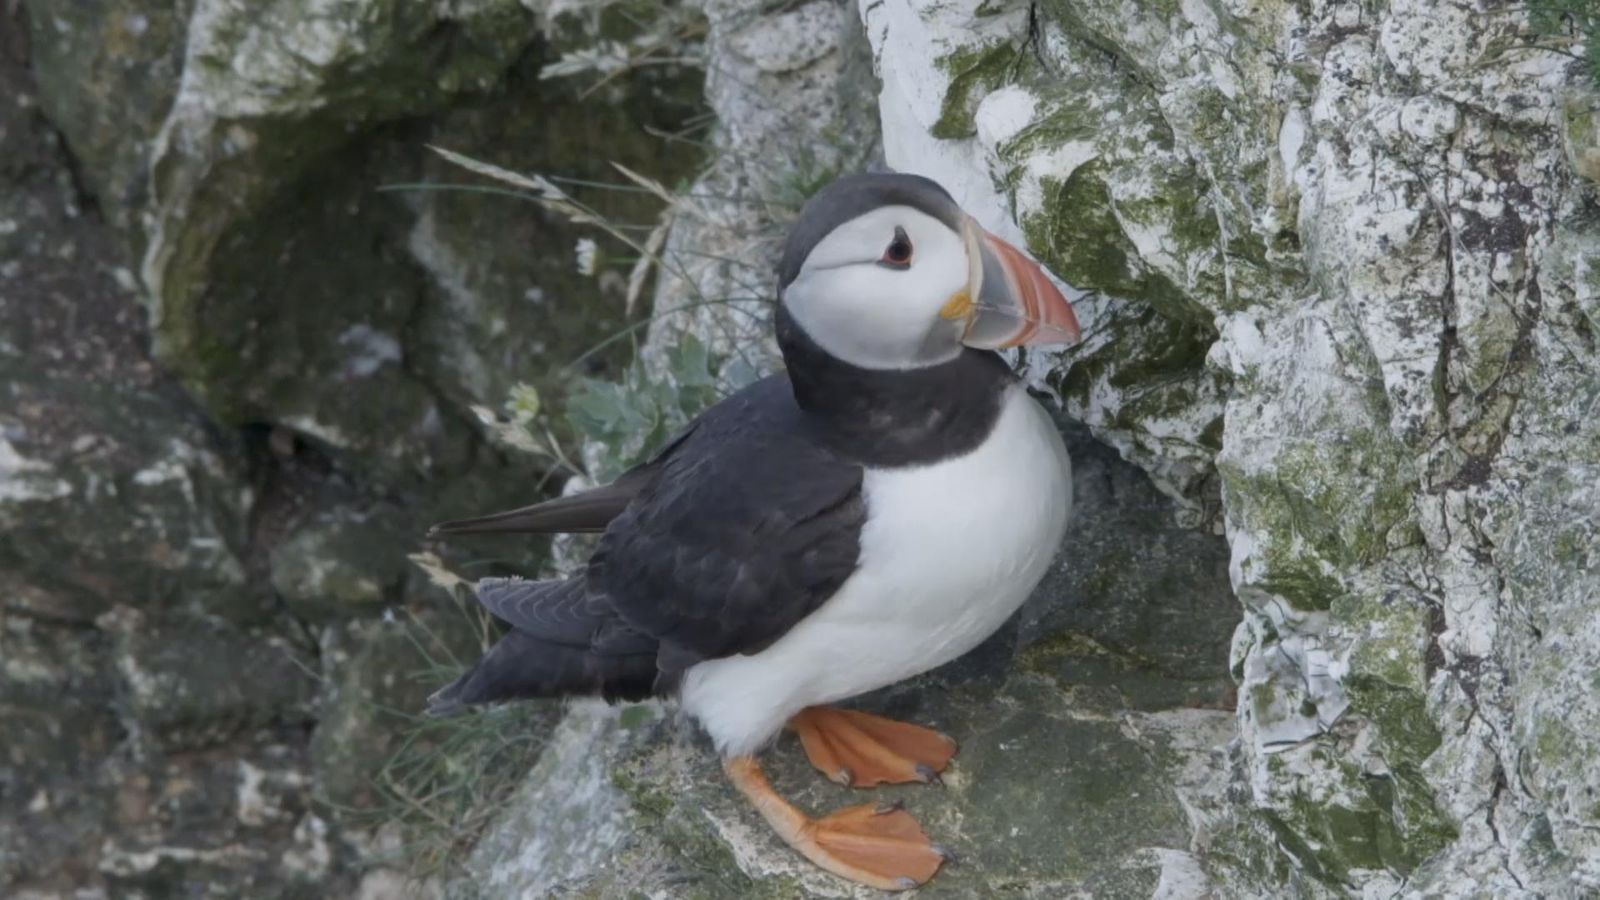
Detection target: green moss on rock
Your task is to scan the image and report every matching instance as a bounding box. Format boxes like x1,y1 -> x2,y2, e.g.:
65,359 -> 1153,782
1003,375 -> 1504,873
1220,425 -> 1418,613
1269,771 -> 1392,881
933,42 -> 1022,139
1564,94 -> 1600,185
1025,168 -> 1208,325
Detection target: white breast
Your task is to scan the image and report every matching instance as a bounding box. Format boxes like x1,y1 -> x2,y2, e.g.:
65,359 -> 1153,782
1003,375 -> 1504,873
680,385 -> 1072,756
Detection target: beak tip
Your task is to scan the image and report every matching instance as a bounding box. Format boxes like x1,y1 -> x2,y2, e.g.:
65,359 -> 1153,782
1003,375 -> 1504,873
960,222 -> 1082,351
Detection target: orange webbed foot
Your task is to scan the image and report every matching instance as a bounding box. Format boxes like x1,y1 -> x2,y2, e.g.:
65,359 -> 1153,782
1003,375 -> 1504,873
789,706 -> 958,788
724,757 -> 952,891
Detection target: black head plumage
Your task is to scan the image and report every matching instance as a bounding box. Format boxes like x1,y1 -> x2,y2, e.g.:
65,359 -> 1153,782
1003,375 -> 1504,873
776,172 -> 964,289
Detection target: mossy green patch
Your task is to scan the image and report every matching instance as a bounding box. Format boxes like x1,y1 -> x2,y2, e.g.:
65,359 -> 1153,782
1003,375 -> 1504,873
1334,592 -> 1430,694
1346,678 -> 1440,767
1205,812 -> 1323,895
1109,165 -> 1235,311
1383,764 -> 1458,867
1034,0 -> 1179,85
1260,742 -> 1455,886
1254,546 -> 1344,612
1274,786 -> 1387,882
1219,425 -> 1417,612
1024,168 -> 1208,324
933,41 -> 1026,139
1531,2 -> 1600,89
1003,1 -> 1309,318
1054,304 -> 1222,448
1564,93 -> 1600,185
1106,312 -> 1217,387
999,85 -> 1125,161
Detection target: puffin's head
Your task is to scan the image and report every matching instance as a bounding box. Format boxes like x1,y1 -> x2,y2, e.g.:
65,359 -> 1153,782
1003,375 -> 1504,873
776,172 -> 1080,370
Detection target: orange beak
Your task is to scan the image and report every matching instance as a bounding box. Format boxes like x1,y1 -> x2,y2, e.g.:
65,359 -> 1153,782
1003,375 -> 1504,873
949,217 -> 1081,349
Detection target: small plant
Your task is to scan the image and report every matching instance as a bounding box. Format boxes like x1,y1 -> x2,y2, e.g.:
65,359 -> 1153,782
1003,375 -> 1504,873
329,563 -> 554,880
1528,2 -> 1600,87
566,333 -> 724,480
364,692 -> 553,876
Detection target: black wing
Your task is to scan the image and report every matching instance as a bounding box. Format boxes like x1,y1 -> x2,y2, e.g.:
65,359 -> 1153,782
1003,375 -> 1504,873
425,576 -> 660,713
588,375 -> 866,668
428,374 -> 865,708
473,576 -> 654,654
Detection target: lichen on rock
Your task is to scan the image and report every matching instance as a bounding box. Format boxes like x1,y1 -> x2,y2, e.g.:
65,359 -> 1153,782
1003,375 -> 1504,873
854,0 -> 1600,895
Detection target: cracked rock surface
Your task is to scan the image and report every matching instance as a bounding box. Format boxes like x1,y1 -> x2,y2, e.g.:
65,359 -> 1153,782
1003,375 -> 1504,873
853,0 -> 1600,895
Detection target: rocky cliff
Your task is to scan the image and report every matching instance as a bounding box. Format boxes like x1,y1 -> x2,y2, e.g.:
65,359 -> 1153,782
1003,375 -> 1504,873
3,0 -> 1596,898
851,2 -> 1596,894
2,1 -> 701,894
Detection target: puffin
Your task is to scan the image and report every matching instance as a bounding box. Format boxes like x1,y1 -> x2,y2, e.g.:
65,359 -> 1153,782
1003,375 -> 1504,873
427,172 -> 1080,890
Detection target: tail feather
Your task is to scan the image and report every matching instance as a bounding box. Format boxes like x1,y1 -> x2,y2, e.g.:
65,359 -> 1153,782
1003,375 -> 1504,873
425,577 -> 661,715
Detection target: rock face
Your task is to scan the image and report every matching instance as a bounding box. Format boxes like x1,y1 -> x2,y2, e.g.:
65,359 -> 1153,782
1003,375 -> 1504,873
2,1 -> 700,895
853,0 -> 1600,895
28,0 -> 700,488
638,0 -> 883,370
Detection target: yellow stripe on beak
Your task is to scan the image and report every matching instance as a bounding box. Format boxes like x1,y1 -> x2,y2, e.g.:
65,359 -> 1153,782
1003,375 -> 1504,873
939,289 -> 974,321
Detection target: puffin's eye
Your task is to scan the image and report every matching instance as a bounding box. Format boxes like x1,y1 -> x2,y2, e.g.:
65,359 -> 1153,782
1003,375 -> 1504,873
878,227 -> 913,270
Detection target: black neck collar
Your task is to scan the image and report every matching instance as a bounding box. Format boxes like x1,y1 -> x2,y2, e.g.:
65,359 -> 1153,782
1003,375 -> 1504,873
775,306 -> 1016,467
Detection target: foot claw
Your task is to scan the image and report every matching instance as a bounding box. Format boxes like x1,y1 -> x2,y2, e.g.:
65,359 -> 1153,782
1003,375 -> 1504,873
873,799 -> 905,815
914,762 -> 943,785
893,876 -> 919,890
931,843 -> 959,864
832,767 -> 854,787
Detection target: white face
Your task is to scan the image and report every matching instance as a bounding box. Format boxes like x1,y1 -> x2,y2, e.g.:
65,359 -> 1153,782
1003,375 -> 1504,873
780,205 -> 971,370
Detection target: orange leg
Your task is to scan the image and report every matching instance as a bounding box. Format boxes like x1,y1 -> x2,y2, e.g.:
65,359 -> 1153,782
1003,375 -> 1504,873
723,756 -> 951,891
788,706 -> 958,788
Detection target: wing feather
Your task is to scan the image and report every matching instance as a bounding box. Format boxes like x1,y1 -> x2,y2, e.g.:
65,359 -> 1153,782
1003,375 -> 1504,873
431,375 -> 866,700
588,376 -> 866,669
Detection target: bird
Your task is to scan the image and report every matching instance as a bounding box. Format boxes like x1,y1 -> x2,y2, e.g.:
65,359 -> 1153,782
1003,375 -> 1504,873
426,172 -> 1080,891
